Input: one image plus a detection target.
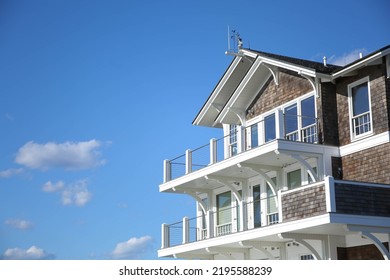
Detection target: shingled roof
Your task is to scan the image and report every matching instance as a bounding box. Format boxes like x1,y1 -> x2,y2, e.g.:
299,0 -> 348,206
246,48 -> 342,74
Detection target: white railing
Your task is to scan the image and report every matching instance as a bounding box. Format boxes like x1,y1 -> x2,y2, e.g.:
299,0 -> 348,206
215,223 -> 232,237
161,194 -> 284,249
267,213 -> 279,225
164,113 -> 318,182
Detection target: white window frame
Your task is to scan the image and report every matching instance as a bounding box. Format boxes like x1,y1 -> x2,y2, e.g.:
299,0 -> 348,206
282,92 -> 317,142
347,76 -> 373,141
246,92 -> 317,147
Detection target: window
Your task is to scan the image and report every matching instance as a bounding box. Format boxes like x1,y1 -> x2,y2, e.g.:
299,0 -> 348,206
301,96 -> 317,143
348,77 -> 372,139
264,113 -> 276,143
217,191 -> 231,225
253,185 -> 261,228
266,178 -> 279,225
285,104 -> 298,141
283,94 -> 317,143
229,124 -> 238,156
287,169 -> 301,189
250,124 -> 259,148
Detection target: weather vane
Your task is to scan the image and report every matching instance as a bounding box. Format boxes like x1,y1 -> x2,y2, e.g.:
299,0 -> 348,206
226,26 -> 243,55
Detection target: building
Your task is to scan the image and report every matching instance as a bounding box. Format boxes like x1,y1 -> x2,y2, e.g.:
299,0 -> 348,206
158,43 -> 390,260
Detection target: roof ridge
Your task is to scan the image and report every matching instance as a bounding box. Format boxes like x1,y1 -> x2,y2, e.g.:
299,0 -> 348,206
244,48 -> 342,74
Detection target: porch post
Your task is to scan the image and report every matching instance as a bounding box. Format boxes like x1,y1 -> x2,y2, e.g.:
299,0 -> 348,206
277,190 -> 283,223
324,176 -> 336,213
185,149 -> 192,174
183,216 -> 189,244
163,160 -> 171,183
275,109 -> 284,139
207,210 -> 214,238
209,138 -> 217,165
161,223 -> 169,248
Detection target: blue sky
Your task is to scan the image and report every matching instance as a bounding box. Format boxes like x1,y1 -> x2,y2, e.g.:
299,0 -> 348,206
0,0 -> 389,260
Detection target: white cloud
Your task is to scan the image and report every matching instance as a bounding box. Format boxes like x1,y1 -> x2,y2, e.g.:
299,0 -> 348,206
42,179 -> 92,207
0,168 -> 23,178
61,180 -> 92,207
42,180 -> 65,192
5,219 -> 33,230
328,48 -> 367,66
15,140 -> 105,170
110,236 -> 154,259
1,246 -> 54,260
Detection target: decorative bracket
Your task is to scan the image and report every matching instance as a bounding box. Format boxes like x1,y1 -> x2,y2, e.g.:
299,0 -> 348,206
263,63 -> 279,86
300,73 -> 320,98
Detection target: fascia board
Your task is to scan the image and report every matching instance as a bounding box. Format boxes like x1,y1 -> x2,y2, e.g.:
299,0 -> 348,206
332,48 -> 390,79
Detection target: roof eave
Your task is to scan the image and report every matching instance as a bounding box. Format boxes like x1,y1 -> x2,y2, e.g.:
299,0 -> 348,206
332,46 -> 390,79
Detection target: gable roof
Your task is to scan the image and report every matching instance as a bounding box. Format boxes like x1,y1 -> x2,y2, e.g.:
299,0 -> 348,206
193,44 -> 390,127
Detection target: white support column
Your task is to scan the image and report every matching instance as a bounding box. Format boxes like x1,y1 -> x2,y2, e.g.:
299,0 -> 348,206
209,138 -> 217,165
161,223 -> 169,249
206,210 -> 213,239
185,149 -> 192,174
279,242 -> 287,260
324,176 -> 336,213
163,159 -> 171,183
275,109 -> 284,139
277,190 -> 283,223
183,217 -> 189,244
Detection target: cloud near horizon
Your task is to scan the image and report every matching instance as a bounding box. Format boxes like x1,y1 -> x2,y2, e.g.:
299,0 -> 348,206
110,236 -> 154,259
15,140 -> 105,171
1,246 -> 55,260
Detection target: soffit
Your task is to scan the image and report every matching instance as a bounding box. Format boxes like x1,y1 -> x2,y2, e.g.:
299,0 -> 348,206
192,55 -> 255,128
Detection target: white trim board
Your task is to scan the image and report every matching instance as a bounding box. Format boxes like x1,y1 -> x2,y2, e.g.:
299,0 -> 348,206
339,131 -> 390,157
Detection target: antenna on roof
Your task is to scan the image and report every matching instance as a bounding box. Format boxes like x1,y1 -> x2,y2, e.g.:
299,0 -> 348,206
225,26 -> 243,56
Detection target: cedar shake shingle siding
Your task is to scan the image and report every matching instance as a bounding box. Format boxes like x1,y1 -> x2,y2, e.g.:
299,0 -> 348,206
246,70 -> 312,119
282,184 -> 327,222
341,143 -> 390,184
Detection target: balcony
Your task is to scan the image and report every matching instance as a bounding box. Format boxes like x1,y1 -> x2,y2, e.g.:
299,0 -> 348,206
163,111 -> 319,183
160,178 -> 390,254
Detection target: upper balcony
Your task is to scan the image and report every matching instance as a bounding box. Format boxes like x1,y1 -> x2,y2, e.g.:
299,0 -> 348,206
161,111 -> 339,192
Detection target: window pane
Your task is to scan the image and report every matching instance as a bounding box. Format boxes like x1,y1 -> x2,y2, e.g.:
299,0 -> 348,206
251,124 -> 258,148
267,185 -> 277,214
265,114 -> 276,142
253,185 -> 261,228
229,124 -> 237,144
217,191 -> 231,225
301,96 -> 316,127
229,124 -> 238,156
285,104 -> 298,133
287,169 -> 301,189
352,83 -> 369,116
